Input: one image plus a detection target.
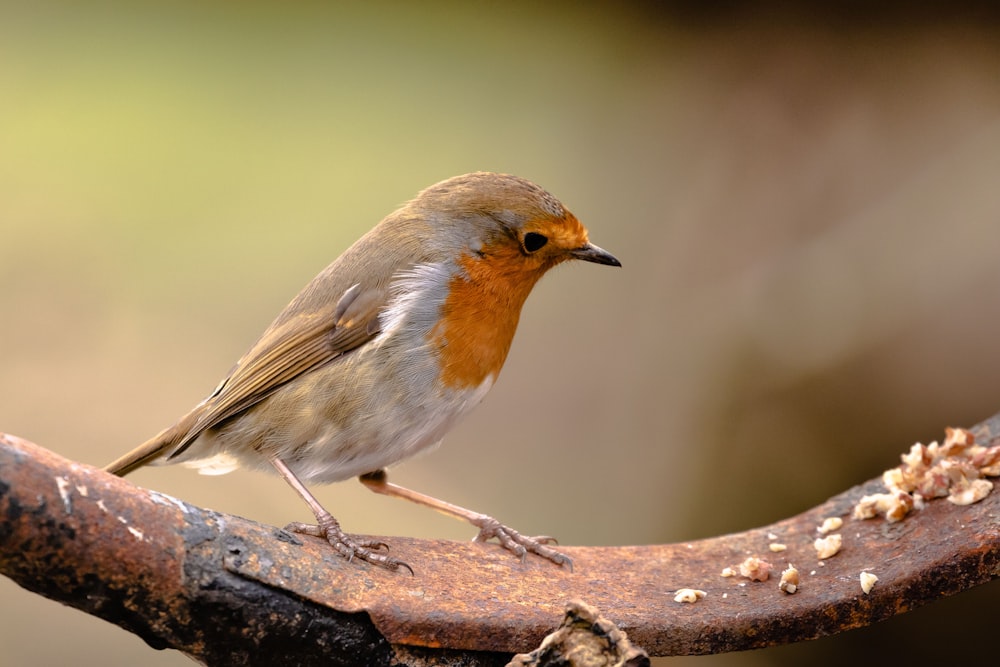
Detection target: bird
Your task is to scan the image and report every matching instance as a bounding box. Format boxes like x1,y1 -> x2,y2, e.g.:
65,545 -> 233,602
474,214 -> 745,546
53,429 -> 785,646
103,172 -> 620,572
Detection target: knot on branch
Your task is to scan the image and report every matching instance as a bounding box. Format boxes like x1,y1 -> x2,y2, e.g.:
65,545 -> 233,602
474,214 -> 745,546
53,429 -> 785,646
507,600 -> 649,667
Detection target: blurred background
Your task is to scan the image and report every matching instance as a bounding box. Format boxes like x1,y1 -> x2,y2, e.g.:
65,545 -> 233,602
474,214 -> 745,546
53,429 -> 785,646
3,2 -> 1000,665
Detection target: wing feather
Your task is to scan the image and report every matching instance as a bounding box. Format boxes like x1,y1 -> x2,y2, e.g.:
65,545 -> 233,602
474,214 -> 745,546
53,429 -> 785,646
165,285 -> 385,460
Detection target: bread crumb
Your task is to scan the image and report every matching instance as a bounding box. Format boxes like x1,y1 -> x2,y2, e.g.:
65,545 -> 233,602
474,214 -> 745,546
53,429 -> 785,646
674,588 -> 707,603
854,427 -> 999,522
818,517 -> 843,534
814,534 -> 842,559
738,556 -> 773,582
779,565 -> 800,594
860,571 -> 878,594
948,478 -> 992,506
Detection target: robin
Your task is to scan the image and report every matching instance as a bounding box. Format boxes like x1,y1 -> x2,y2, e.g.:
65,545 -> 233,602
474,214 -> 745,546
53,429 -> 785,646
104,172 -> 620,572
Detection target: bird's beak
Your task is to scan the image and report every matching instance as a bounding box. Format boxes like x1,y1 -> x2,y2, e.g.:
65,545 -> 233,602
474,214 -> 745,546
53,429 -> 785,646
570,243 -> 621,267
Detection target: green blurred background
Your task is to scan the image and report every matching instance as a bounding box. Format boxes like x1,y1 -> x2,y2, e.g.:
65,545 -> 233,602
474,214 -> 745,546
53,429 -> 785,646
3,2 -> 1000,665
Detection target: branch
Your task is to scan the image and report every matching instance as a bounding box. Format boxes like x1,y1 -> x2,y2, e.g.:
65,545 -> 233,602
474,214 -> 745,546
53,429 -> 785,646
2,414 -> 1000,664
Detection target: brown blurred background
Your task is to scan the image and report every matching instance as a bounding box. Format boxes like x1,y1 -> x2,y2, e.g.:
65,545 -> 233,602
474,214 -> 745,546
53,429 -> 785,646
3,2 -> 1000,665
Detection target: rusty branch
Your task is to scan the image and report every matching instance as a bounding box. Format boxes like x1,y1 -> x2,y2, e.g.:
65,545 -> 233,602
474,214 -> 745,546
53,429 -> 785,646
2,414 -> 1000,664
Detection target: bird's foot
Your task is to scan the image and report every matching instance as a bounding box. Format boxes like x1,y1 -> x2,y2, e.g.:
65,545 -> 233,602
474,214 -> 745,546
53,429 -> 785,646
286,512 -> 413,574
471,516 -> 573,571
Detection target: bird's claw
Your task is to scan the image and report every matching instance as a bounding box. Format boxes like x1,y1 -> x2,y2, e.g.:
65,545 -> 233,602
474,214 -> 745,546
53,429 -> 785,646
472,516 -> 573,571
285,516 -> 413,575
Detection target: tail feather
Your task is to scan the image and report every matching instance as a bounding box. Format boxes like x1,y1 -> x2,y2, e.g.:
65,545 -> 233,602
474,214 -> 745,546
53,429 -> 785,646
104,416 -> 195,476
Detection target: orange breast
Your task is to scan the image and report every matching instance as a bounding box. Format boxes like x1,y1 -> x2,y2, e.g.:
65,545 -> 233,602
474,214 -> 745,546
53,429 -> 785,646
430,248 -> 544,389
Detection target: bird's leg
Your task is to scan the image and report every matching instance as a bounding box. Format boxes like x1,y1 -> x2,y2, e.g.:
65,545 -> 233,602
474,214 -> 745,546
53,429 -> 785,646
358,469 -> 572,570
270,458 -> 412,574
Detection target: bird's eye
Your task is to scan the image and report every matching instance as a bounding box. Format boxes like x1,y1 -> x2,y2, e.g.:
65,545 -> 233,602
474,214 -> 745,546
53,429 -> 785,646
522,232 -> 548,253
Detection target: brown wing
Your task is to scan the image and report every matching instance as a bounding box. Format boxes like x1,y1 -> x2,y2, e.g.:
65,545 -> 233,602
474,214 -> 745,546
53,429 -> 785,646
164,282 -> 384,461
103,281 -> 387,476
